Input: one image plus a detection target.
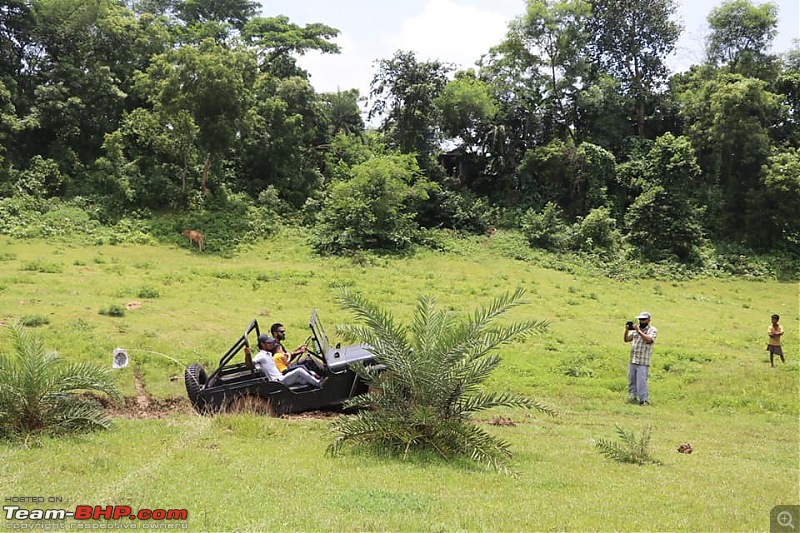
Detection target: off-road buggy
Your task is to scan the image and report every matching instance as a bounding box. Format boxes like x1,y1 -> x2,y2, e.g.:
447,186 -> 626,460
184,311 -> 376,415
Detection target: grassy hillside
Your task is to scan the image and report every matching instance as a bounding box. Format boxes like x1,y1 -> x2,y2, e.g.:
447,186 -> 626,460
0,229 -> 797,531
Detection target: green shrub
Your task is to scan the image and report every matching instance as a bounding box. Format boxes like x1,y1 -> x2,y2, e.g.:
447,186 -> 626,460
0,322 -> 120,439
595,424 -> 662,465
571,206 -> 622,253
137,286 -> 160,299
99,305 -> 126,317
20,260 -> 63,273
625,186 -> 705,263
19,315 -> 50,327
520,202 -> 570,250
313,154 -> 432,253
417,187 -> 494,232
329,288 -> 554,471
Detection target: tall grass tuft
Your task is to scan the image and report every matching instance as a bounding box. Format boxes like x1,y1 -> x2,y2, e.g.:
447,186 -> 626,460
596,423 -> 662,465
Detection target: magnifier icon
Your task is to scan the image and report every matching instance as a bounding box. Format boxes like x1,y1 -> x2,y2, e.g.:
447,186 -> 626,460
778,511 -> 795,529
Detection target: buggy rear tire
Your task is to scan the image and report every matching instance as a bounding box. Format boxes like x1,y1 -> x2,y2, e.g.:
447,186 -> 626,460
185,363 -> 209,412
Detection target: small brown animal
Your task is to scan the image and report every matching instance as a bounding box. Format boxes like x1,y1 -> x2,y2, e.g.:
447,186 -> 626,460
182,229 -> 204,252
677,443 -> 693,454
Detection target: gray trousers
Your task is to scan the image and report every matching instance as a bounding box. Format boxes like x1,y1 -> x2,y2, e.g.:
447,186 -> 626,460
628,363 -> 650,402
281,368 -> 321,388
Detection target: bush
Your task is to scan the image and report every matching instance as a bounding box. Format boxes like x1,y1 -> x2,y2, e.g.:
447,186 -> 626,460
520,202 -> 570,250
99,305 -> 126,317
313,154 -> 432,253
19,315 -> 50,327
137,287 -> 160,299
328,288 -> 554,471
625,186 -> 705,264
0,322 -> 120,439
416,187 -> 495,232
596,424 -> 662,465
148,189 -> 277,254
570,206 -> 622,253
21,260 -> 63,273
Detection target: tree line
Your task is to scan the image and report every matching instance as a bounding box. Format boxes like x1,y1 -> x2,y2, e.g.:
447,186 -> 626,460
0,0 -> 798,264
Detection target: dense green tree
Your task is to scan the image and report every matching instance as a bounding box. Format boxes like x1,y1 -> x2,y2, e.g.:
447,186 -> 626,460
436,70 -> 498,150
176,0 -> 258,28
705,0 -> 778,79
13,0 -> 169,191
516,139 -> 613,216
0,1 -> 35,94
745,148 -> 800,251
511,0 -> 591,141
236,74 -> 327,207
369,51 -> 451,165
329,288 -> 553,471
321,89 -> 365,138
625,133 -> 705,262
132,40 -> 257,196
676,70 -> 785,242
587,0 -> 681,138
242,15 -> 340,78
313,153 -> 432,253
474,39 -> 545,198
774,48 -> 800,147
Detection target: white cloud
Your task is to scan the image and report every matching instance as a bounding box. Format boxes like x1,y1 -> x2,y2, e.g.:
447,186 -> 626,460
397,0 -> 512,69
296,33 -> 374,95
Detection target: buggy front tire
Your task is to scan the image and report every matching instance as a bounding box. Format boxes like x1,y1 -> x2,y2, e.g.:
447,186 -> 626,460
184,363 -> 209,413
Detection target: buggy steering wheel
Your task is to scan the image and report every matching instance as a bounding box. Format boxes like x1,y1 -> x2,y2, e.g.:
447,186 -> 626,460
304,335 -> 320,357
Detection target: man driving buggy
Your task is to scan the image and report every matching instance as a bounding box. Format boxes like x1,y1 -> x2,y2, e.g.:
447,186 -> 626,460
271,322 -> 324,376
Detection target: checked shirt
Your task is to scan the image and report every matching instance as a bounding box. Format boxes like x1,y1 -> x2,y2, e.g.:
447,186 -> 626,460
629,325 -> 657,366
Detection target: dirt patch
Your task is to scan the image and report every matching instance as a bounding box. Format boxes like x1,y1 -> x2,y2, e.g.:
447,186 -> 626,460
109,396 -> 192,419
488,416 -> 516,427
125,301 -> 142,310
285,409 -> 343,420
81,391 -> 192,419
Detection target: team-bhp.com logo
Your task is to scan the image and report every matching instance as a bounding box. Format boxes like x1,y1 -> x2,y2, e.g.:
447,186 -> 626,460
4,505 -> 188,529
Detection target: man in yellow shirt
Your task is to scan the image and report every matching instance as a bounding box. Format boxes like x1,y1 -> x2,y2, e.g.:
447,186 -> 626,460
767,314 -> 785,367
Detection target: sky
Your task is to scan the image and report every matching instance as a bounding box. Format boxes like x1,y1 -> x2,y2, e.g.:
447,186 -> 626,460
256,0 -> 800,97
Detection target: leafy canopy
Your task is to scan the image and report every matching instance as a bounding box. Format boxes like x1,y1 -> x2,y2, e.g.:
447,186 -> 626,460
328,288 -> 553,470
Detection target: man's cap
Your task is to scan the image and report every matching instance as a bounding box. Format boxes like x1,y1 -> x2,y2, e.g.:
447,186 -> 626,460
257,334 -> 275,344
636,312 -> 651,320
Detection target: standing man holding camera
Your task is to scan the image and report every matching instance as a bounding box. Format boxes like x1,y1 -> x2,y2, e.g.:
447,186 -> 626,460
624,311 -> 658,406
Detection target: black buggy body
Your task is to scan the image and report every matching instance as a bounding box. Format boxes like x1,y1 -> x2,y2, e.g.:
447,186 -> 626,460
184,311 -> 375,415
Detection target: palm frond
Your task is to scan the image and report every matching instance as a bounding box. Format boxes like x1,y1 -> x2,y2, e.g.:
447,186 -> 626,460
0,322 -> 120,439
331,288 -> 552,471
596,424 -> 662,465
47,395 -> 113,434
455,392 -> 557,417
336,289 -> 408,347
48,362 -> 121,402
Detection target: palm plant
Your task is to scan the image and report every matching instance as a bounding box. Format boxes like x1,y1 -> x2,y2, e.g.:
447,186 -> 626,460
328,288 -> 554,469
595,424 -> 662,465
0,322 -> 121,439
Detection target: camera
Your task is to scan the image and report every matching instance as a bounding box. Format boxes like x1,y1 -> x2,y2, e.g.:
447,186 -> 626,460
626,321 -> 634,330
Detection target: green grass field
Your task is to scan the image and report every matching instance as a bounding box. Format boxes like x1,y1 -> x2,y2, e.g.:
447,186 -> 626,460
0,230 -> 797,532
